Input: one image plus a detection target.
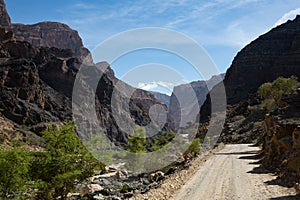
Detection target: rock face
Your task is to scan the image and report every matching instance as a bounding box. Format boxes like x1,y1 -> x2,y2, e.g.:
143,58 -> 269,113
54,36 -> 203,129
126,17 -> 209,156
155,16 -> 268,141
0,0 -> 10,28
169,74 -> 224,130
262,89 -> 300,186
0,25 -> 169,144
200,15 -> 300,122
9,22 -> 90,60
0,27 -> 73,129
150,92 -> 170,108
0,0 -> 172,144
0,0 -> 89,60
225,15 -> 300,104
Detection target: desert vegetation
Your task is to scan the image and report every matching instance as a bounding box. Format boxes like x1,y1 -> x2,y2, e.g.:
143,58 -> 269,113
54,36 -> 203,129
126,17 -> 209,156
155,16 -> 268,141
0,122 -> 100,200
258,76 -> 298,111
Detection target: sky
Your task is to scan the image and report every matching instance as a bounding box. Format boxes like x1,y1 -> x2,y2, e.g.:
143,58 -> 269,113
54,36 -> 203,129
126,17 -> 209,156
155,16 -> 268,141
5,0 -> 300,94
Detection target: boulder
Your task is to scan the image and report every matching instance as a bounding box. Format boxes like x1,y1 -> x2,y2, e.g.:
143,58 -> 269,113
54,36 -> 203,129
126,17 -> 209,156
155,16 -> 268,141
148,171 -> 164,183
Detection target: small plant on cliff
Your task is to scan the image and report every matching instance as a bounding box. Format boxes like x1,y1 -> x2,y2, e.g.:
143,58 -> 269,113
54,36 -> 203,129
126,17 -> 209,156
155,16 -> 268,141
258,76 -> 298,111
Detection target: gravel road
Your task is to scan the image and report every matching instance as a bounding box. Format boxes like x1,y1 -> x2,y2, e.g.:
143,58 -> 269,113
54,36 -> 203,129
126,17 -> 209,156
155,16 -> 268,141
171,144 -> 296,200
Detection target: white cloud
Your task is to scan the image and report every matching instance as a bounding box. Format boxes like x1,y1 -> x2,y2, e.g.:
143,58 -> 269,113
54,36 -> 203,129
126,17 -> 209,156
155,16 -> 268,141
137,81 -> 175,91
274,8 -> 300,27
157,81 -> 175,89
138,82 -> 158,90
73,3 -> 96,10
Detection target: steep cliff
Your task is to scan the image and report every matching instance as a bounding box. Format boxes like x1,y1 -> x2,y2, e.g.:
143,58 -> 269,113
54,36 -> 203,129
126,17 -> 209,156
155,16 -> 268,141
261,89 -> 300,187
0,0 -> 10,28
225,15 -> 300,104
0,26 -> 169,144
0,0 -> 173,144
9,22 -> 90,60
0,0 -> 89,60
200,15 -> 300,122
151,92 -> 170,108
169,74 -> 224,130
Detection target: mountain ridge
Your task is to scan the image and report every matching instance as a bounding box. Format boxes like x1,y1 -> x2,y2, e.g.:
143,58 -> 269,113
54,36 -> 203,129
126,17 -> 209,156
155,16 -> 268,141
200,15 -> 300,122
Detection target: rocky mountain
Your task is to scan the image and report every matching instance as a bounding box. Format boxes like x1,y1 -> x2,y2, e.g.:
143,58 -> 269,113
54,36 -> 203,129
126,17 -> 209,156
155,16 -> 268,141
150,91 -> 170,108
262,89 -> 300,187
225,15 -> 300,104
0,0 -> 171,145
0,25 -> 170,144
169,74 -> 224,130
0,0 -> 10,28
0,0 -> 89,60
200,15 -> 300,122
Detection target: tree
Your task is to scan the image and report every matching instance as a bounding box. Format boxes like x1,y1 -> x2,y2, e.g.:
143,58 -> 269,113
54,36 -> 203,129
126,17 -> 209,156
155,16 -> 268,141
258,76 -> 298,111
31,121 -> 98,200
125,126 -> 147,172
127,126 -> 146,153
0,146 -> 31,199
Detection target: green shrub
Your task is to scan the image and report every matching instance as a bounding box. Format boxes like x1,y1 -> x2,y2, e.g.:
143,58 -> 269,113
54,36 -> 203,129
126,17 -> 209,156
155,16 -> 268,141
125,126 -> 147,172
0,146 -> 31,199
258,76 -> 298,111
31,121 -> 99,200
127,126 -> 147,153
185,138 -> 201,158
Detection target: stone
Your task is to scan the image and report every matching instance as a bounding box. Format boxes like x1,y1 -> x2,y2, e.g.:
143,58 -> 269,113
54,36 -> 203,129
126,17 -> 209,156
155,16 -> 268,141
88,184 -> 104,193
115,170 -> 128,180
148,171 -> 164,183
93,194 -> 105,200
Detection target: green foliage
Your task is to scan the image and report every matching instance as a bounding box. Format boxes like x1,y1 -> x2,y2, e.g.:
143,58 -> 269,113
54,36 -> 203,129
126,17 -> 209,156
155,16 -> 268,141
185,138 -> 201,157
125,126 -> 147,172
127,126 -> 146,153
120,184 -> 133,193
83,134 -> 113,166
0,146 -> 31,199
31,121 -> 98,200
146,132 -> 175,151
0,121 -> 102,199
258,76 -> 298,111
127,127 -> 176,153
0,135 -> 4,144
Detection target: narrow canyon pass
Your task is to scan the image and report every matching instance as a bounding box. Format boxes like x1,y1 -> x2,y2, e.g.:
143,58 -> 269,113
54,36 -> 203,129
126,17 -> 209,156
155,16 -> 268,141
1,0 -> 300,199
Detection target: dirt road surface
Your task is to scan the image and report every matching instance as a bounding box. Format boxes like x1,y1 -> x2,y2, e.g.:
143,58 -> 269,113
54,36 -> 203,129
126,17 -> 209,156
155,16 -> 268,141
171,144 -> 296,200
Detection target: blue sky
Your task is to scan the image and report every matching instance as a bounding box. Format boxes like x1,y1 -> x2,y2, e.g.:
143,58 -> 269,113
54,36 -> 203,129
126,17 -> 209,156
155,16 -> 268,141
6,0 -> 300,94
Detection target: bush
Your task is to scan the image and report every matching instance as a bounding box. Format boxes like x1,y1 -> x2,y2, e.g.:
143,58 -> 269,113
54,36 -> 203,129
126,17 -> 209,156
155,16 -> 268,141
31,121 -> 99,200
125,126 -> 147,172
0,147 -> 31,199
127,126 -> 147,153
258,76 -> 298,111
184,138 -> 201,160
